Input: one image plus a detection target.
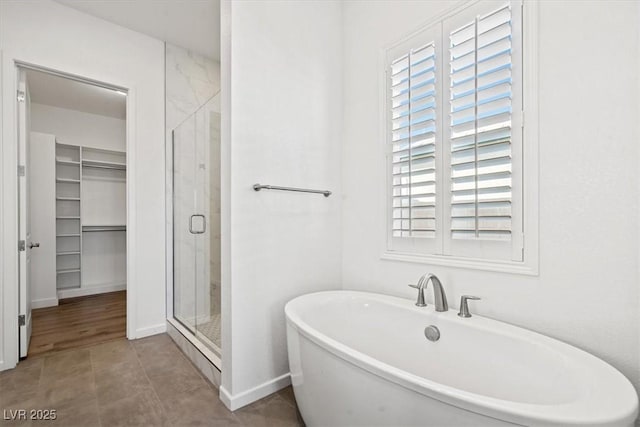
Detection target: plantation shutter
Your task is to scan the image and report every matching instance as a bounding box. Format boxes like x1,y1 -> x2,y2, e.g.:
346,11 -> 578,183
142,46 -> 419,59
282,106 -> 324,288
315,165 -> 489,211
390,42 -> 438,239
386,0 -> 523,261
448,4 -> 513,240
444,1 -> 522,261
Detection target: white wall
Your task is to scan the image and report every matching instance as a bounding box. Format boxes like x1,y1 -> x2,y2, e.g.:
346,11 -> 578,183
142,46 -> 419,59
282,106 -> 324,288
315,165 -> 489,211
0,0 -> 166,370
31,103 -> 125,151
342,0 -> 640,400
221,0 -> 343,409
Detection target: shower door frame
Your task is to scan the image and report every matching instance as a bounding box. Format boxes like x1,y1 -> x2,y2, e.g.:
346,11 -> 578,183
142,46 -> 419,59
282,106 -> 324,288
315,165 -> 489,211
165,114 -> 222,370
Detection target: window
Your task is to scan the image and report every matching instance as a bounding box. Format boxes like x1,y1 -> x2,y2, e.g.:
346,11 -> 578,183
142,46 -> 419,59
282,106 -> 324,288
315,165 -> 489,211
386,0 -> 533,268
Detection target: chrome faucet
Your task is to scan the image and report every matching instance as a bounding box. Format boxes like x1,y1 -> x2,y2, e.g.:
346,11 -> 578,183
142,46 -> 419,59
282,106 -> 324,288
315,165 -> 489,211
408,273 -> 448,312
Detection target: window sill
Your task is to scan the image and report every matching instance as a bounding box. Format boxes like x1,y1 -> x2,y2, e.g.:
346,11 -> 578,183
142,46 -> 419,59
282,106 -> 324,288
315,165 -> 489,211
380,251 -> 538,276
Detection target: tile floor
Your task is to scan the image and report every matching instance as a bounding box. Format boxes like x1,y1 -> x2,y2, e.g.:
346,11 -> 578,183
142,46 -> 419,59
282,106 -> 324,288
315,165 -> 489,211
0,334 -> 304,427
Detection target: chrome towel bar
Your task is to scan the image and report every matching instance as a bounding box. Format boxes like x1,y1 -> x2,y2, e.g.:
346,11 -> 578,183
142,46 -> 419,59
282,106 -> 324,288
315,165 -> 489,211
253,183 -> 331,197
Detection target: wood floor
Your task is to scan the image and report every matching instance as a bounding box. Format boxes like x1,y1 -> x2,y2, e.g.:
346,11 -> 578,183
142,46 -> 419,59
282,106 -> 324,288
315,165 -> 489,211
28,290 -> 126,357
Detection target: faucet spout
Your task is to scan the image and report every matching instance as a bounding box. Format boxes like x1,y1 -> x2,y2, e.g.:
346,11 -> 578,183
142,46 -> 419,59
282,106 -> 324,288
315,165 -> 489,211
408,273 -> 448,312
425,274 -> 448,312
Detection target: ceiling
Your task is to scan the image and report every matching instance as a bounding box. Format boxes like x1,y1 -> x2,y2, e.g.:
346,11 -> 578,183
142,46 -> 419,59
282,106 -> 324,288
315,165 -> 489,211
27,69 -> 127,119
54,0 -> 220,60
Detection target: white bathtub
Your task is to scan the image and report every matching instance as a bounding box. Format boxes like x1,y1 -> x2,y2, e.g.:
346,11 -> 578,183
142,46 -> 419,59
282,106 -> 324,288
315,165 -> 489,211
285,291 -> 638,426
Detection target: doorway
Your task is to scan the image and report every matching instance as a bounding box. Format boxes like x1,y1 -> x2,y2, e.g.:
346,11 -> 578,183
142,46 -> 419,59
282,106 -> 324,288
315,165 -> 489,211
16,66 -> 129,358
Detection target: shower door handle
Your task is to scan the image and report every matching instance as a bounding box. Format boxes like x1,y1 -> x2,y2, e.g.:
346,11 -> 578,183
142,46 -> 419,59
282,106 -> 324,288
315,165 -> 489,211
189,214 -> 206,234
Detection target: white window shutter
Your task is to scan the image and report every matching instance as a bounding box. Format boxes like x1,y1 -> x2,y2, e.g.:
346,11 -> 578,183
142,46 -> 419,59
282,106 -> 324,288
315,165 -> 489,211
390,43 -> 437,239
386,0 -> 523,262
443,1 -> 522,261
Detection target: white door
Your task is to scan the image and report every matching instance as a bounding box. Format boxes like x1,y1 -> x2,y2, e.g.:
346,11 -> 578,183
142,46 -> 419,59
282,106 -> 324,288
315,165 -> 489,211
18,68 -> 33,358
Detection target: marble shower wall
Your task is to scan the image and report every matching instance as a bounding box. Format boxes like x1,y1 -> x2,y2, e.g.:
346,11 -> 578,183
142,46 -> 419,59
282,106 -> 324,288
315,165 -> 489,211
166,43 -> 222,340
166,43 -> 221,131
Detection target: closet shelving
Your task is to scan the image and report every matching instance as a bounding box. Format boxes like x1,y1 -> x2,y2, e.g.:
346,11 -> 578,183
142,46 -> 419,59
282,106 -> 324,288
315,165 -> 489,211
55,143 -> 82,290
55,142 -> 126,293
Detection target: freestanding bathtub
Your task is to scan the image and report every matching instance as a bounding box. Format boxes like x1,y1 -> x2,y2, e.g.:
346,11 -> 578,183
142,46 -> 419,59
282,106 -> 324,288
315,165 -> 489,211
285,291 -> 638,426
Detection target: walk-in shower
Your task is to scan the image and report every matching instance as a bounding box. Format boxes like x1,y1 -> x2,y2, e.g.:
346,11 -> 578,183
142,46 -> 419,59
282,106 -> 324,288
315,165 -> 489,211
171,93 -> 221,360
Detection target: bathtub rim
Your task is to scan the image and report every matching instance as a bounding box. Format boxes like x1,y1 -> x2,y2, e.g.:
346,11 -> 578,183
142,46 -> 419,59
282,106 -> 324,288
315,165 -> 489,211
285,290 -> 639,427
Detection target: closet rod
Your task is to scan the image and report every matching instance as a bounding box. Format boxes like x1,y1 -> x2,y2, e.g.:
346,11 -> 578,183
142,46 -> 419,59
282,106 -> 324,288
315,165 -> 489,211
82,164 -> 126,171
83,227 -> 126,232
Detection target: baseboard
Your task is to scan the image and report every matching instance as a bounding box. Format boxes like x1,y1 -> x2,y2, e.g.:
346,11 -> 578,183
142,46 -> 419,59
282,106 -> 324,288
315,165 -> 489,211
135,323 -> 167,339
31,297 -> 58,309
57,283 -> 126,300
220,373 -> 291,411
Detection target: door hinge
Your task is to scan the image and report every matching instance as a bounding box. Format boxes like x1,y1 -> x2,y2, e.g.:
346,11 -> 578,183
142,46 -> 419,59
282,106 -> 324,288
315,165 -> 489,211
18,315 -> 25,326
18,240 -> 25,252
17,90 -> 25,102
18,165 -> 25,177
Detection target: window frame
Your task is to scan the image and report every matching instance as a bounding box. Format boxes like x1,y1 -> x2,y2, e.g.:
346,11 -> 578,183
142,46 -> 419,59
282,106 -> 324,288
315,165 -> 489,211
380,0 -> 539,275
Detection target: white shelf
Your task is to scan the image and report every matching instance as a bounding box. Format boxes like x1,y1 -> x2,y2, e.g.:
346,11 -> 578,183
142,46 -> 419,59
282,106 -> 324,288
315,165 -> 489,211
56,216 -> 80,219
56,197 -> 80,201
56,159 -> 80,165
56,142 -> 80,149
56,234 -> 80,237
57,268 -> 81,274
82,147 -> 126,171
82,147 -> 125,156
57,251 -> 80,256
56,178 -> 80,183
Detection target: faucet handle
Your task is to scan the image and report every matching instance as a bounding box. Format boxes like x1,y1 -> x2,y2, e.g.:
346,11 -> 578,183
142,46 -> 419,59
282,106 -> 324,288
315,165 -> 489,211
458,295 -> 481,318
408,284 -> 426,307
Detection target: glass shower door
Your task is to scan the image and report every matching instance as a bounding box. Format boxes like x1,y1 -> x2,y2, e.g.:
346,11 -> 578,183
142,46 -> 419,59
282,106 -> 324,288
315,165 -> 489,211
172,95 -> 221,355
173,113 -> 198,336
